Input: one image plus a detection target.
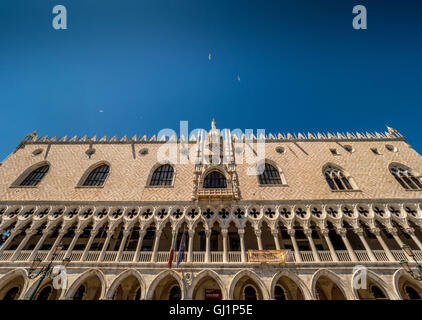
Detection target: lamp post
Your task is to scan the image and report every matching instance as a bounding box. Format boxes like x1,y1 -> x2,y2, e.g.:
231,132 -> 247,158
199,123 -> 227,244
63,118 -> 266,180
399,244 -> 422,281
27,244 -> 71,300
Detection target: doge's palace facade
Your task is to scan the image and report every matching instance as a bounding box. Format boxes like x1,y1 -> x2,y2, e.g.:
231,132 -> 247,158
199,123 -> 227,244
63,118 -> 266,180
0,120 -> 422,300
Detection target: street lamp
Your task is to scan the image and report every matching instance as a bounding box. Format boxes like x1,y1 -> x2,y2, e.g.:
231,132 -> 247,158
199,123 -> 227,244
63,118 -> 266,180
27,243 -> 71,300
400,244 -> 422,281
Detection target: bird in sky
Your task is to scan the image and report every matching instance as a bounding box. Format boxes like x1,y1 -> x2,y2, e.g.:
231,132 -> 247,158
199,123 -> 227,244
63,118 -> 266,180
237,75 -> 240,81
99,109 -> 104,113
209,53 -> 212,61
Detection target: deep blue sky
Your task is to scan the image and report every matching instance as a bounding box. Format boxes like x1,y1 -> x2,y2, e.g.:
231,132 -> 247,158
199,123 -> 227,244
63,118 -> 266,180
0,0 -> 421,161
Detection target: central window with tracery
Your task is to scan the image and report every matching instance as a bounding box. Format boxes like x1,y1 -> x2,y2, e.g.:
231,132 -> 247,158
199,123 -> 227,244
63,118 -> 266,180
203,171 -> 227,188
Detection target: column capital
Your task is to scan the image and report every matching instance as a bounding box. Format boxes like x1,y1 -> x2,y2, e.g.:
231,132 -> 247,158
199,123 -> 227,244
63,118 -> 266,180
221,229 -> 228,236
74,229 -> 83,235
238,229 -> 245,236
26,229 -> 37,236
254,230 -> 262,237
405,227 -> 415,235
204,230 -> 211,237
122,230 -> 131,236
287,229 -> 296,237
336,228 -> 347,236
353,228 -> 364,236
106,229 -> 115,236
304,229 -> 312,237
188,229 -> 195,237
271,229 -> 279,236
321,229 -> 330,236
370,228 -> 380,236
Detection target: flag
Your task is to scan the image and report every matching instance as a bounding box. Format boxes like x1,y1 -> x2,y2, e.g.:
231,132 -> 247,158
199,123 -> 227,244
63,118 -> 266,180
176,230 -> 186,268
168,231 -> 177,269
1,229 -> 10,241
0,229 -> 10,249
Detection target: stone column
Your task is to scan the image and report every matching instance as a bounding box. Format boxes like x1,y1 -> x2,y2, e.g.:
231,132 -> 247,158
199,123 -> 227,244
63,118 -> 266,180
321,229 -> 339,262
10,229 -> 36,261
28,228 -> 51,261
288,229 -> 302,262
353,228 -> 377,262
305,229 -> 320,262
64,229 -> 83,260
81,229 -> 98,261
390,228 -> 405,248
372,228 -> 396,262
116,230 -> 131,262
99,229 -> 114,261
407,229 -> 422,251
255,229 -> 263,250
272,229 -> 281,250
337,228 -> 358,262
133,230 -> 146,262
151,230 -> 162,263
204,230 -> 211,263
45,229 -> 66,261
221,229 -> 228,263
187,229 -> 195,263
238,229 -> 246,263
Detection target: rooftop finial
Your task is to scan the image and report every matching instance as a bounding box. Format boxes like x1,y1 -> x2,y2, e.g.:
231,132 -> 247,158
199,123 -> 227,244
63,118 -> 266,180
211,118 -> 216,130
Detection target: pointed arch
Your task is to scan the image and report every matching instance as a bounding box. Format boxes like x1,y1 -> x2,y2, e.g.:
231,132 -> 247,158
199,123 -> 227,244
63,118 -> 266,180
0,268 -> 28,300
77,161 -> 111,187
270,270 -> 312,300
229,269 -> 270,300
389,163 -> 422,190
311,269 -> 352,300
187,269 -> 227,300
147,163 -> 175,186
322,163 -> 357,191
64,269 -> 106,300
146,269 -> 185,300
351,269 -> 397,300
11,161 -> 50,187
256,160 -> 286,185
393,268 -> 422,300
106,269 -> 146,300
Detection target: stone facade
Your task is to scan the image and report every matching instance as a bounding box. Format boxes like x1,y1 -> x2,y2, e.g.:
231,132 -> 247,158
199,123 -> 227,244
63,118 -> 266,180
0,122 -> 422,300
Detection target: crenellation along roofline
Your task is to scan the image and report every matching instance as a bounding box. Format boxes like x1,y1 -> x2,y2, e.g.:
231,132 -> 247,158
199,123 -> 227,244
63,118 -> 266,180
20,136 -> 405,145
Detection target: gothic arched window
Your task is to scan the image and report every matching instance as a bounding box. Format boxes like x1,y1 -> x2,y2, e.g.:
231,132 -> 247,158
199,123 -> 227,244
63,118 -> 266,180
36,286 -> 52,300
203,171 -> 227,188
274,285 -> 287,300
323,166 -> 353,191
244,286 -> 257,300
3,287 -> 19,300
258,163 -> 282,185
370,285 -> 386,299
390,165 -> 422,190
19,164 -> 50,186
82,165 -> 110,187
169,286 -> 181,300
149,164 -> 174,186
73,285 -> 86,300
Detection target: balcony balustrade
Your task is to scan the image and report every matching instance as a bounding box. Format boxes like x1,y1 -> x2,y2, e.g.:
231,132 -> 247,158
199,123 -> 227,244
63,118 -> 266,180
1,249 -> 421,265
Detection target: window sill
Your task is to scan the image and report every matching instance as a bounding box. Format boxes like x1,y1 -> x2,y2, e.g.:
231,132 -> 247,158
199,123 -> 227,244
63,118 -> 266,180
331,189 -> 362,192
144,185 -> 174,188
405,189 -> 422,192
9,185 -> 39,189
75,185 -> 105,189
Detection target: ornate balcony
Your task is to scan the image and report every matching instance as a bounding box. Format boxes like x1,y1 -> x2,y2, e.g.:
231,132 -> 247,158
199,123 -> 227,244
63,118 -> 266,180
1,249 -> 421,265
